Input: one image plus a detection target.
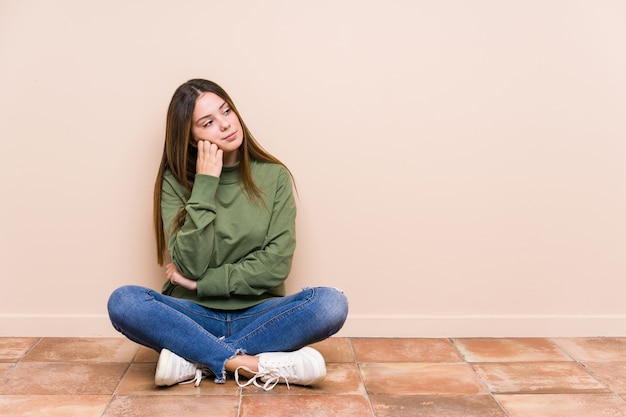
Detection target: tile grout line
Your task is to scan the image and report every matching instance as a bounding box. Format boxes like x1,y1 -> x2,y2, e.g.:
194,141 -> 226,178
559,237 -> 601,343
448,337 -> 513,417
347,337 -> 377,417
100,357 -> 135,416
98,342 -> 142,417
21,337 -> 44,360
572,361 -> 626,403
549,337 -> 626,403
0,338 -> 43,396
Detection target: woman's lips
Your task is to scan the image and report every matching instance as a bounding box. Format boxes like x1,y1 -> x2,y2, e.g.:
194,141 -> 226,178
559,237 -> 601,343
223,131 -> 237,141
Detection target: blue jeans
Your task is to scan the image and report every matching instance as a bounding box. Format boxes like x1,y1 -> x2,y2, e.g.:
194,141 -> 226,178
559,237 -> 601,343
107,285 -> 348,382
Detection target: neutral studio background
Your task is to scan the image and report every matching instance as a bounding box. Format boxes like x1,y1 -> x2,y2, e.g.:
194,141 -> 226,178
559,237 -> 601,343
1,0 -> 625,337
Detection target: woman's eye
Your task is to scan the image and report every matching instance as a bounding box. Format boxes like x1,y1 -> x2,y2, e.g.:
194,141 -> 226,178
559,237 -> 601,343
203,120 -> 213,127
224,108 -> 231,115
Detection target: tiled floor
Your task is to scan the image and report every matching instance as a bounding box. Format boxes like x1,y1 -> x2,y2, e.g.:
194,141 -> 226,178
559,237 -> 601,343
1,337 -> 626,416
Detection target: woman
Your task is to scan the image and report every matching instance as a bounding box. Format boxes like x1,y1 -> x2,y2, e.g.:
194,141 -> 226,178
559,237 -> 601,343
107,79 -> 348,390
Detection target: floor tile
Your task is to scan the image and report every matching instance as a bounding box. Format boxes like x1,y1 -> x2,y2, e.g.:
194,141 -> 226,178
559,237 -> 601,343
360,362 -> 487,396
23,337 -> 138,363
242,363 -> 366,396
352,338 -> 463,363
0,338 -> 39,362
103,395 -> 239,417
453,338 -> 571,362
472,362 -> 609,394
553,338 -> 626,362
134,346 -> 159,362
116,363 -> 240,396
0,362 -> 128,395
496,393 -> 626,417
0,395 -> 110,417
240,395 -> 373,417
0,363 -> 13,378
369,394 -> 508,417
583,362 -> 626,394
1,336 -> 623,416
310,337 -> 355,362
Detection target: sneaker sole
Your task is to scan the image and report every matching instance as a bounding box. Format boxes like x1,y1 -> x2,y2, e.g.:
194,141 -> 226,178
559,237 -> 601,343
154,348 -> 173,386
300,347 -> 327,385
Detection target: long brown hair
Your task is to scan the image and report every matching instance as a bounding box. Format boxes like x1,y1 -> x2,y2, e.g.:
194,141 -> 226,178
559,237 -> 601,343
154,79 -> 293,265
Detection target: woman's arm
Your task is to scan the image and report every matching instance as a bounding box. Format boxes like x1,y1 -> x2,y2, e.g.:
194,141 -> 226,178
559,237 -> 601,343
161,172 -> 219,279
165,262 -> 197,290
178,168 -> 297,298
163,141 -> 224,278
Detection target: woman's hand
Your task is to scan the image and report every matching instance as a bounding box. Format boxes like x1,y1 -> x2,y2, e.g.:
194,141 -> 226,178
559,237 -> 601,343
165,263 -> 198,291
196,140 -> 223,177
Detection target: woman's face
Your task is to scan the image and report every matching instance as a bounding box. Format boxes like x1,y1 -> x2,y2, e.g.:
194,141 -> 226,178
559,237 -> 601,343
191,92 -> 244,165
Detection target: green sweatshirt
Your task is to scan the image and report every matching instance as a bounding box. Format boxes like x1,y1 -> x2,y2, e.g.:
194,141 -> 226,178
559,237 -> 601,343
160,160 -> 297,310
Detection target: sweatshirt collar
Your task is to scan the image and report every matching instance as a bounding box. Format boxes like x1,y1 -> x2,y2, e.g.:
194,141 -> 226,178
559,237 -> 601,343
219,162 -> 240,184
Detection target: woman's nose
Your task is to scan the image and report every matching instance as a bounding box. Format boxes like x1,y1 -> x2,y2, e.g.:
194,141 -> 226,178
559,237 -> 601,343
219,117 -> 230,130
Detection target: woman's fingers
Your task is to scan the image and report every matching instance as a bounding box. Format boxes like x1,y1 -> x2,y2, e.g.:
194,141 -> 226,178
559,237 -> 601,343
196,141 -> 223,176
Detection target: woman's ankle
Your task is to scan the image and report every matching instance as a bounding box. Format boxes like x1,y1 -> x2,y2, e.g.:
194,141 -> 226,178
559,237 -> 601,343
225,354 -> 259,376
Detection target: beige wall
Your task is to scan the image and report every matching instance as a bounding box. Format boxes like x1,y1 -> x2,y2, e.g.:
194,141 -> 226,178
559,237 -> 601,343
1,0 -> 625,337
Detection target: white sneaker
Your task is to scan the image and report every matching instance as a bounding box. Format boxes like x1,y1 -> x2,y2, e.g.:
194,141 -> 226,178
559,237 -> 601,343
155,349 -> 204,387
235,347 -> 326,390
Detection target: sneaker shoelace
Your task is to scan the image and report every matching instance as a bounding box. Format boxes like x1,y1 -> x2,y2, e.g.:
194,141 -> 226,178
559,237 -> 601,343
234,363 -> 293,391
179,368 -> 204,387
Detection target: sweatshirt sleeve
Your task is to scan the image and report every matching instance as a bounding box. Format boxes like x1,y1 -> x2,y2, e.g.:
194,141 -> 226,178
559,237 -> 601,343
195,168 -> 297,299
162,173 -> 219,278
